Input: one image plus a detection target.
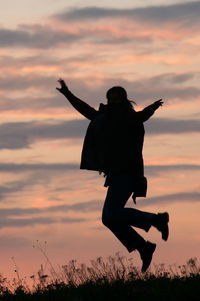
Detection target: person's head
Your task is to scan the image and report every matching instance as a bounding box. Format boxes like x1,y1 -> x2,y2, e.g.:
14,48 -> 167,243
106,86 -> 127,104
106,86 -> 135,109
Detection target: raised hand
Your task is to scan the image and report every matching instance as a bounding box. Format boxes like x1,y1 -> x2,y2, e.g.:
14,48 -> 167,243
153,99 -> 163,110
56,78 -> 68,94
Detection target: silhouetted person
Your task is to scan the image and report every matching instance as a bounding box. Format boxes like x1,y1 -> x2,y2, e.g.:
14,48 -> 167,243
56,79 -> 169,272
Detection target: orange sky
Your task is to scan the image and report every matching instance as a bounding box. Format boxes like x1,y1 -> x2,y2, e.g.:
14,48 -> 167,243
0,1 -> 200,284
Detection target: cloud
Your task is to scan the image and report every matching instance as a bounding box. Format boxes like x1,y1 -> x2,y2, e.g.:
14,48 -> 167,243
0,95 -> 67,112
123,76 -> 200,102
0,199 -> 98,229
0,164 -> 90,203
0,164 -> 89,204
145,118 -> 200,135
56,2 -> 200,26
0,177 -> 40,199
0,200 -> 101,219
0,73 -> 56,91
0,163 -> 198,218
47,200 -> 101,213
1,2 -> 199,50
0,55 -> 59,69
0,162 -> 199,174
0,163 -> 79,172
0,20 -> 153,49
143,72 -> 197,85
0,71 -> 199,111
0,119 -> 88,149
0,116 -> 199,149
0,20 -> 149,50
138,191 -> 200,207
0,198 -> 100,228
0,25 -> 83,49
145,164 -> 200,176
0,24 -> 152,50
0,216 -> 85,229
0,189 -> 199,228
0,173 -> 56,202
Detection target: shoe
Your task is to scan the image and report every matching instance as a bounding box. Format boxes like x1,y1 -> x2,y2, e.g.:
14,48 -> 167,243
140,241 -> 156,273
153,212 -> 169,241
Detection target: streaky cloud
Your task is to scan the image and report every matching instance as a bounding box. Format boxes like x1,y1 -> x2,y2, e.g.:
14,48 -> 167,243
0,163 -> 199,173
0,190 -> 199,229
138,191 -> 200,207
0,119 -> 89,149
0,72 -> 199,105
145,164 -> 200,176
0,175 -> 49,201
0,117 -> 199,149
1,2 -> 200,50
0,162 -> 79,172
56,2 -> 200,25
145,118 -> 200,135
0,26 -> 82,49
0,216 -> 86,229
0,200 -> 101,219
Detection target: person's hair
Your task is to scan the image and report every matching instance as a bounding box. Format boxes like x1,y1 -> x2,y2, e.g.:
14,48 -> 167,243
106,86 -> 136,109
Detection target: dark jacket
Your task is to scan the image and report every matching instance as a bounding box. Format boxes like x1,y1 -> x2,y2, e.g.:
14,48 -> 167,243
61,88 -> 156,197
81,103 -> 146,177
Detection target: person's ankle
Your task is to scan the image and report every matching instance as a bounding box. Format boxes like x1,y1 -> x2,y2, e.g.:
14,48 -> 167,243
137,241 -> 147,256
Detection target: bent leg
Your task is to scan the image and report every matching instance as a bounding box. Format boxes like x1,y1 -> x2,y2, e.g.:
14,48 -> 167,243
103,175 -> 155,231
102,175 -> 155,251
115,207 -> 155,232
102,214 -> 145,252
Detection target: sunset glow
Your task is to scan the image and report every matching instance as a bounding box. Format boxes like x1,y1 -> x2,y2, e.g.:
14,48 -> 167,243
0,0 -> 200,282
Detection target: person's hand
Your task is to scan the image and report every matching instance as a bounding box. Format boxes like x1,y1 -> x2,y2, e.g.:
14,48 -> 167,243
153,99 -> 163,110
56,78 -> 68,94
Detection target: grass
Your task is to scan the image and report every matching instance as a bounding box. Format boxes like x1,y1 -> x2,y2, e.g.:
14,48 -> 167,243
0,248 -> 199,300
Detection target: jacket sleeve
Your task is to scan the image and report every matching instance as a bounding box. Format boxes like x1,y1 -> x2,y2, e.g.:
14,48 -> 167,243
61,88 -> 98,120
135,103 -> 157,122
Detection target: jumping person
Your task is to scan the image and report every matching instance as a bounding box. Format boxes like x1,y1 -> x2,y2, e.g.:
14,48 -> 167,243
56,79 -> 169,272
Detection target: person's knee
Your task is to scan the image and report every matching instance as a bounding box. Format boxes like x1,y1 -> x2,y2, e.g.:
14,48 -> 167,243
102,210 -> 118,227
102,210 -> 110,227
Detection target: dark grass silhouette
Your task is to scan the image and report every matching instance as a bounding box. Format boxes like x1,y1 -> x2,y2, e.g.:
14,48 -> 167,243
0,253 -> 199,300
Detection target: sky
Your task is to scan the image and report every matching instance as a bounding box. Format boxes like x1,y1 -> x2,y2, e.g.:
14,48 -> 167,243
0,0 -> 200,284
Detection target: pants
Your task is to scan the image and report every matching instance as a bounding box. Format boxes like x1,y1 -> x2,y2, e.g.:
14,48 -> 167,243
102,174 -> 155,252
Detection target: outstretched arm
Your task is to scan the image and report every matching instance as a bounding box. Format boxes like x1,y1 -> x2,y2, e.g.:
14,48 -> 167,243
56,79 -> 98,120
136,99 -> 163,122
